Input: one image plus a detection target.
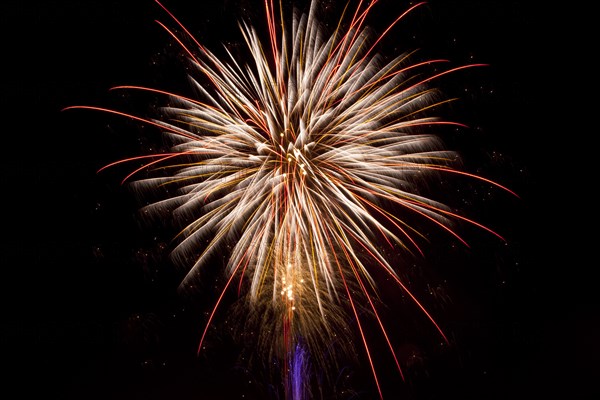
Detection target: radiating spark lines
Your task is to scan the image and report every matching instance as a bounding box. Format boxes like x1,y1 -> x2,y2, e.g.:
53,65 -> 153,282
65,1 -> 516,397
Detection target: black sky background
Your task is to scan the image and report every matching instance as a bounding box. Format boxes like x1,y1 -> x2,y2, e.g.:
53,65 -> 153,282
1,1 -> 594,399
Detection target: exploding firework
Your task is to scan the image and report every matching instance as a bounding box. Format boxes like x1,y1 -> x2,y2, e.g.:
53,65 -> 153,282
66,0 -> 516,397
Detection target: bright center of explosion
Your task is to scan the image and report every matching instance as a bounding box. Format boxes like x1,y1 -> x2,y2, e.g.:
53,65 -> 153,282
281,262 -> 305,311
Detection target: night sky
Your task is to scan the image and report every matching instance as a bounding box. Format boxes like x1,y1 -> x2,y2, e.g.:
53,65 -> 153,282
1,1 -> 594,399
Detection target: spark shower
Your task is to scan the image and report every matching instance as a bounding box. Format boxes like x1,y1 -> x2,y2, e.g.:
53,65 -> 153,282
66,0 -> 516,398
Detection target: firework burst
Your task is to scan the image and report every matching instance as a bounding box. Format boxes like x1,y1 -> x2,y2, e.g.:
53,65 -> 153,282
66,0 -> 516,397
